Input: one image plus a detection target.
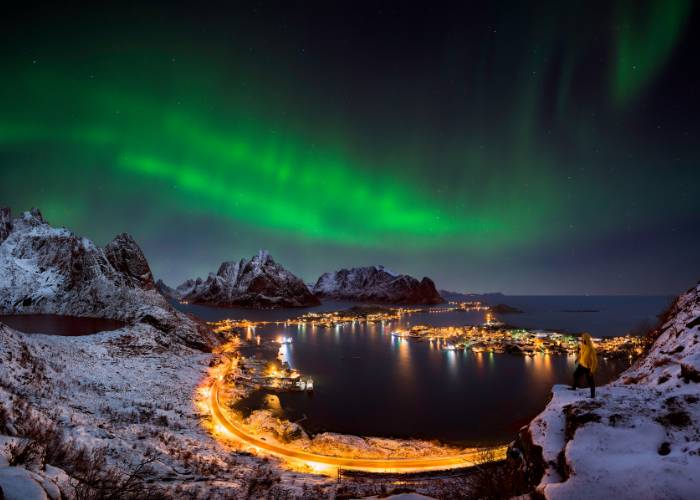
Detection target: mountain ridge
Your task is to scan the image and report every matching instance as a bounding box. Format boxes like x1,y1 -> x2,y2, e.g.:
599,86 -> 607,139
0,207 -> 217,350
167,250 -> 320,308
313,265 -> 444,305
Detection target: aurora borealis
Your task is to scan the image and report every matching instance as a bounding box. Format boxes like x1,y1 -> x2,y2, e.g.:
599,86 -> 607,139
1,1 -> 698,293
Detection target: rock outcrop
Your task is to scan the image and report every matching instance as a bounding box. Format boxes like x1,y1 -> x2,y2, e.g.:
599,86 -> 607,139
156,279 -> 179,299
512,282 -> 700,499
0,207 -> 218,350
0,206 -> 12,243
173,250 -> 320,308
103,233 -> 156,290
313,265 -> 444,305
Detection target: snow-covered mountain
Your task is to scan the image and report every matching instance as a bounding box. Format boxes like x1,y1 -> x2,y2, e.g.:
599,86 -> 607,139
313,265 -> 444,305
512,281 -> 700,498
170,250 -> 320,308
0,207 -> 217,349
155,278 -> 179,299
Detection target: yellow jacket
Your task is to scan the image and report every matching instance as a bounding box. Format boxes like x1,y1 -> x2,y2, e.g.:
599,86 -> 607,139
579,343 -> 598,373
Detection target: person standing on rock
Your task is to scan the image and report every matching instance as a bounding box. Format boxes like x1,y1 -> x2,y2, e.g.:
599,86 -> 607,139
571,333 -> 598,398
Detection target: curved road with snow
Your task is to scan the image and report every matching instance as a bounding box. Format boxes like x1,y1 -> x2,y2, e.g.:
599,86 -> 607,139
208,379 -> 508,473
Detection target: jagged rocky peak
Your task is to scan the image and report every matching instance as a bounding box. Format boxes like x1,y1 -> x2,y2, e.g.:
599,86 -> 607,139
28,206 -> 44,222
217,260 -> 242,280
0,208 -> 219,349
0,208 -> 166,317
0,206 -> 12,243
156,279 -> 178,299
176,250 -> 320,308
313,265 -> 444,305
104,233 -> 156,290
0,207 -> 45,240
16,207 -> 46,227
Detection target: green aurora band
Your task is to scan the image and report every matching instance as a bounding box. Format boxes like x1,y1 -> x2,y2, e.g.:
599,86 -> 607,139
0,1 -> 697,291
1,65 -> 558,250
612,0 -> 691,107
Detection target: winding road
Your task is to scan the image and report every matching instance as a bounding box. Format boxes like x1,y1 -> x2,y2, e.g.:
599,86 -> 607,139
208,378 -> 508,474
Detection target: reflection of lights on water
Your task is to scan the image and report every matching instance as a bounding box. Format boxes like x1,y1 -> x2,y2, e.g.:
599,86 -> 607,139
488,351 -> 495,368
202,358 -> 510,475
529,352 -> 553,381
474,351 -> 484,372
278,343 -> 293,368
391,336 -> 412,381
446,349 -> 457,375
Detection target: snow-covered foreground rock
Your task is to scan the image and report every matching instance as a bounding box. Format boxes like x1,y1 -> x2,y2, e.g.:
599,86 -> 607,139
313,265 -> 444,305
0,322 -> 321,498
169,250 -> 320,308
515,282 -> 700,499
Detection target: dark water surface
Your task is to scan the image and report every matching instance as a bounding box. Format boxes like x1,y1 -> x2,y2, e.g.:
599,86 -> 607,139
0,314 -> 126,336
489,295 -> 673,337
238,321 -> 628,446
173,295 -> 672,338
173,296 -> 671,445
171,299 -> 360,322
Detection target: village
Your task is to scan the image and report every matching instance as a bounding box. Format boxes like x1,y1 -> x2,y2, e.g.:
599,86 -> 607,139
211,302 -> 648,363
210,300 -> 490,333
391,311 -> 648,360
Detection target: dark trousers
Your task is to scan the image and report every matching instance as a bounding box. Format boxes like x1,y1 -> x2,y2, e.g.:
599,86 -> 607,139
572,364 -> 595,397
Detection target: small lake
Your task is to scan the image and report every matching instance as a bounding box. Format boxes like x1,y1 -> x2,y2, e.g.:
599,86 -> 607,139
172,295 -> 671,446
0,314 -> 126,336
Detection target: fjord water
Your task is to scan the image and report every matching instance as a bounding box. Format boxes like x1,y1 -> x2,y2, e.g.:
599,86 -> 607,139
174,295 -> 672,337
239,321 -> 626,445
484,295 -> 673,337
176,295 -> 671,445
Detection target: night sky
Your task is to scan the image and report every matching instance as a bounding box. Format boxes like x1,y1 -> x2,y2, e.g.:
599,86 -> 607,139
1,1 -> 698,294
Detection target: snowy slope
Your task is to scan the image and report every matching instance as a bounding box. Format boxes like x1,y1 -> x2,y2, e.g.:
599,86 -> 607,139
0,321 -> 466,498
0,321 -> 275,498
516,282 -> 700,499
173,250 -> 320,308
313,265 -> 444,305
